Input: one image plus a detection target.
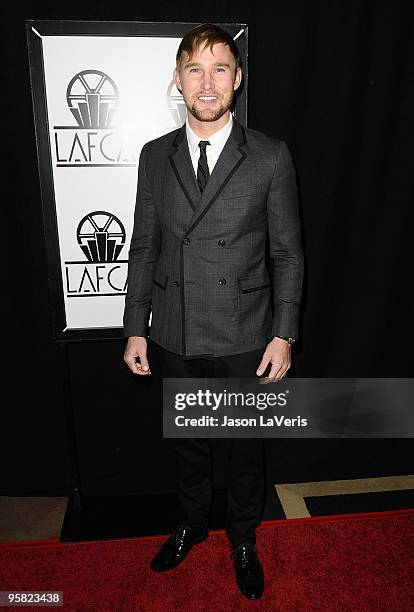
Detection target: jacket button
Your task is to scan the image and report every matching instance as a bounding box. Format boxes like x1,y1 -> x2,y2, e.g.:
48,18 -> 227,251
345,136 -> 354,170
218,239 -> 226,246
173,280 -> 180,286
183,237 -> 191,245
218,278 -> 226,285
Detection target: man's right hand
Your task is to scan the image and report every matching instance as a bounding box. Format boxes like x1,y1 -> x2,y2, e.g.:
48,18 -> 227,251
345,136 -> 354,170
124,336 -> 151,375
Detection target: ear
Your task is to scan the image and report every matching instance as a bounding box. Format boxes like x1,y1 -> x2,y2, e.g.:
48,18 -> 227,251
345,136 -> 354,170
233,66 -> 242,92
173,67 -> 182,94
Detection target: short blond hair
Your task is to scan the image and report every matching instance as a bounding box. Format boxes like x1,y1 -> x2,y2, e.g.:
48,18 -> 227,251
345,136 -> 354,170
176,23 -> 241,73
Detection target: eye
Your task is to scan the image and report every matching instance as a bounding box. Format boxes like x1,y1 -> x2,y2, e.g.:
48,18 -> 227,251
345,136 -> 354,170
189,68 -> 200,73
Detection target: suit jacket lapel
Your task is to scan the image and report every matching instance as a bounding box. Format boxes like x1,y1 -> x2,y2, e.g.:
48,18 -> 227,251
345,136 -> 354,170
169,125 -> 201,213
169,117 -> 248,228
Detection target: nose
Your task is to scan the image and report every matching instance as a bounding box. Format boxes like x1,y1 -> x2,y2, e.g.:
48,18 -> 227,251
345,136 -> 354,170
201,70 -> 213,90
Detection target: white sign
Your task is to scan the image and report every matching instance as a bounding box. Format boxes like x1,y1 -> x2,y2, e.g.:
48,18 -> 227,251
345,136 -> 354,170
41,35 -> 184,330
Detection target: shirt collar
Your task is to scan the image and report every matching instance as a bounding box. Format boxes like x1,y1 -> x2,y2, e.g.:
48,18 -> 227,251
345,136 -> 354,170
185,113 -> 233,155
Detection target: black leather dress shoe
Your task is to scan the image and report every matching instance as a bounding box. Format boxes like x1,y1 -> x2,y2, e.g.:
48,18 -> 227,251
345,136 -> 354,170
150,523 -> 208,572
232,543 -> 264,599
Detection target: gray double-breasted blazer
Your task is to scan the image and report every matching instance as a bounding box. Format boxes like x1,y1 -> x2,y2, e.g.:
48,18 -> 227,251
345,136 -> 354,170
123,117 -> 304,359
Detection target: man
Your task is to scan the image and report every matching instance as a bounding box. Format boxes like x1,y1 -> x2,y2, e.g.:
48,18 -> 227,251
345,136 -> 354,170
124,23 -> 304,600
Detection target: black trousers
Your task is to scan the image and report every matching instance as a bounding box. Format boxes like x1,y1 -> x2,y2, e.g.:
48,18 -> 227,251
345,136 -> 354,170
147,336 -> 267,548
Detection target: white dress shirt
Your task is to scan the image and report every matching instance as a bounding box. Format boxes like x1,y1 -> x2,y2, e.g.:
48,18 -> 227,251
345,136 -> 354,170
185,113 -> 233,176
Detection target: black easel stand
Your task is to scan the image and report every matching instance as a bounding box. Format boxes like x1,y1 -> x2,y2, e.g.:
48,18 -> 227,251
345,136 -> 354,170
59,341 -> 82,523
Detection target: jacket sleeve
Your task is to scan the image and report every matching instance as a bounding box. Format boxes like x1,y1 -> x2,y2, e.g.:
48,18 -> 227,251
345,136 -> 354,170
267,140 -> 304,340
123,144 -> 161,337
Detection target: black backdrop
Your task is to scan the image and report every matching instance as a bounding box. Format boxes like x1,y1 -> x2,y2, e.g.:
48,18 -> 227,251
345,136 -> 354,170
1,1 -> 413,496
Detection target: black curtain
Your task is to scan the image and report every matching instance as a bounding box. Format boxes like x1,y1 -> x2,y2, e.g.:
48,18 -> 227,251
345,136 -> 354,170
2,0 -> 413,495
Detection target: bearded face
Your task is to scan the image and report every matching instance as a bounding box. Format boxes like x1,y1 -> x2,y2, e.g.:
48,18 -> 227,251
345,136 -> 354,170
174,42 -> 242,124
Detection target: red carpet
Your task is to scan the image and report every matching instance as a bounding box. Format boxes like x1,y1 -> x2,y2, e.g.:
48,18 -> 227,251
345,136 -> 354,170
1,510 -> 413,611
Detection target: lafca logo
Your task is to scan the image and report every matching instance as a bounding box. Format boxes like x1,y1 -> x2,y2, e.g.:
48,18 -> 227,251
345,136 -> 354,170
65,211 -> 128,297
67,70 -> 119,129
54,70 -> 136,167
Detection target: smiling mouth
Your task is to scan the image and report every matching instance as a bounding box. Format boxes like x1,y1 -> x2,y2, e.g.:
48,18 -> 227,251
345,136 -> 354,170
197,95 -> 219,104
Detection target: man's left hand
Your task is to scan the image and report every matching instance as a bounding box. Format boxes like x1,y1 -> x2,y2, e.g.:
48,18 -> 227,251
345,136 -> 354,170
256,337 -> 291,383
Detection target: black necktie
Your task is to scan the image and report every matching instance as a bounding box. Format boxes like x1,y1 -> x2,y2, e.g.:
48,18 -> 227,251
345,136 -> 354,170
197,140 -> 210,192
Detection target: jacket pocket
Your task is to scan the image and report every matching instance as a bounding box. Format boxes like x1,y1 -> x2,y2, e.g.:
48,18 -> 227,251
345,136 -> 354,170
237,272 -> 272,344
153,270 -> 169,291
238,273 -> 270,294
220,189 -> 262,201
